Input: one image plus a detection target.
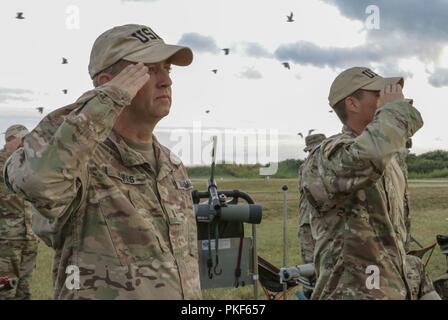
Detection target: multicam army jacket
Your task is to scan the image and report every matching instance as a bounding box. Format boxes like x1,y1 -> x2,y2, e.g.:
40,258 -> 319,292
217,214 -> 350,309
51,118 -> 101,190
0,149 -> 35,241
299,100 -> 423,300
4,85 -> 202,300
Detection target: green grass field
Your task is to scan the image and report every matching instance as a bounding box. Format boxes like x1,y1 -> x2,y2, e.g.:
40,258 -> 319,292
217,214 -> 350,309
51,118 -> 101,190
30,179 -> 448,299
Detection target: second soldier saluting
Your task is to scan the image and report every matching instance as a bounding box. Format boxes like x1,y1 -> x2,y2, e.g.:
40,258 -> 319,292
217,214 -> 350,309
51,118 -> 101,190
299,67 -> 425,299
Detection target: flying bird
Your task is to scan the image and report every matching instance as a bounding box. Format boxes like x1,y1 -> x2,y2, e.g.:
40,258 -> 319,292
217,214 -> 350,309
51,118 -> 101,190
222,48 -> 230,55
211,69 -> 218,74
286,12 -> 294,22
205,110 -> 210,114
282,62 -> 290,70
16,12 -> 25,19
36,107 -> 44,114
62,57 -> 68,64
297,132 -> 303,138
62,89 -> 68,94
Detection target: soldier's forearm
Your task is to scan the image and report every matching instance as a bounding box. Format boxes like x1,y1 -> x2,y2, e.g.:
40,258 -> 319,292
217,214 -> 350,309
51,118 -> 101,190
53,85 -> 131,157
352,99 -> 423,172
315,100 -> 423,198
4,86 -> 131,219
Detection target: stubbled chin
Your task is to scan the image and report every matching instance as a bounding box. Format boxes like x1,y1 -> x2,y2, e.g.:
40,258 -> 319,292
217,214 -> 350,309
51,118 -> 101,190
157,104 -> 171,117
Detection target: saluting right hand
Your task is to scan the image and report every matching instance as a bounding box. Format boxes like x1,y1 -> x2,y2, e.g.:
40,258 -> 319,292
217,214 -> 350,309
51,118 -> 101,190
106,62 -> 150,100
377,83 -> 405,109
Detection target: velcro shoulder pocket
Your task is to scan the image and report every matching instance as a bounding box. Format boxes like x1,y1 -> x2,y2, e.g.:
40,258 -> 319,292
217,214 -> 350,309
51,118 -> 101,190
174,179 -> 193,190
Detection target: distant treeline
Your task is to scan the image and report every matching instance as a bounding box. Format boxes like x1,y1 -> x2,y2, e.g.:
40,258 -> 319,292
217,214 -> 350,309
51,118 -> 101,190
408,150 -> 448,179
187,159 -> 303,179
187,150 -> 448,180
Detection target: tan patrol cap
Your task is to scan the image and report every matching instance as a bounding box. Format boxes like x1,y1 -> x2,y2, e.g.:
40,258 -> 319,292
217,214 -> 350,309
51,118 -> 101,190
4,124 -> 29,141
88,24 -> 193,79
328,67 -> 404,107
304,133 -> 326,152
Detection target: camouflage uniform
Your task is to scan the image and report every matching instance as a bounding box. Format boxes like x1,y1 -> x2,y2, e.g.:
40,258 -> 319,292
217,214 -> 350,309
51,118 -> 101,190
4,85 -> 202,299
396,140 -> 411,249
0,148 -> 38,300
297,190 -> 318,300
300,100 -> 423,299
406,254 -> 439,300
297,196 -> 315,264
298,134 -> 326,264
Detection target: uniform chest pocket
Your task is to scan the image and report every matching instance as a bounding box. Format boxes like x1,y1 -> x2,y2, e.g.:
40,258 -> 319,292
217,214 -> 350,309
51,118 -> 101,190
92,166 -> 170,265
144,174 -> 196,258
172,177 -> 198,258
103,165 -> 159,216
173,178 -> 194,203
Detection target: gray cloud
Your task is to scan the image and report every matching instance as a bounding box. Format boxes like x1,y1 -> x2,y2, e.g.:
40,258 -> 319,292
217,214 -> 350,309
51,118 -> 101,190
273,0 -> 448,86
374,63 -> 414,79
238,67 -> 263,80
177,32 -> 220,54
177,35 -> 274,60
274,33 -> 436,71
428,68 -> 448,88
239,42 -> 273,59
0,88 -> 33,103
275,41 -> 377,68
324,0 -> 448,43
325,0 -> 448,63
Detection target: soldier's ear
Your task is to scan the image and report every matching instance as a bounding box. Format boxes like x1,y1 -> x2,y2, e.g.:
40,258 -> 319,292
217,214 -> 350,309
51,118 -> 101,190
344,96 -> 360,114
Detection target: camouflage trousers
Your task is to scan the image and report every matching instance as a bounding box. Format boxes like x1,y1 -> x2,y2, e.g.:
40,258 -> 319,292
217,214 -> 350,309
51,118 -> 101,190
298,223 -> 315,264
0,240 -> 38,300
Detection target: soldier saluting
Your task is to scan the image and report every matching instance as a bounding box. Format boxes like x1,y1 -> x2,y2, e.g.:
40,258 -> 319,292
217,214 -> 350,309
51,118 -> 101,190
4,24 -> 201,300
299,67 -> 427,299
1,125 -> 38,300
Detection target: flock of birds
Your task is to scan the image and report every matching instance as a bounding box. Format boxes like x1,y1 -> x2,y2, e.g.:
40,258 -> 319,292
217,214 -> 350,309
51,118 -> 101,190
208,11 -> 295,77
33,56 -> 69,115
15,11 -> 328,117
12,10 -> 333,148
203,12 -> 298,115
15,12 -> 69,115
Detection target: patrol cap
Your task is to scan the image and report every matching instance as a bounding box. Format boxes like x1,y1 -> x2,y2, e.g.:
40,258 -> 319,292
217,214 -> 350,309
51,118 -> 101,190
4,124 -> 29,141
88,24 -> 193,79
304,133 -> 326,152
328,67 -> 404,107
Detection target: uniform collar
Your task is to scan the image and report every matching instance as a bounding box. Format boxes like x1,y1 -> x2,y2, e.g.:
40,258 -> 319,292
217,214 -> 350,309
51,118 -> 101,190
342,125 -> 358,138
106,131 -> 183,181
152,135 -> 183,182
107,130 -> 147,167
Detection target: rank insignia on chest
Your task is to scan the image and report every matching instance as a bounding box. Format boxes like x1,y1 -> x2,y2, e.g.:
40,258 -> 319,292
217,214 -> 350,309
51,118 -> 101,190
175,179 -> 193,190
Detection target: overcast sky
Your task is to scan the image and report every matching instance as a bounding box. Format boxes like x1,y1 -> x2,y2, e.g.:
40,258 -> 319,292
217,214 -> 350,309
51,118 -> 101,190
1,0 -> 448,165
